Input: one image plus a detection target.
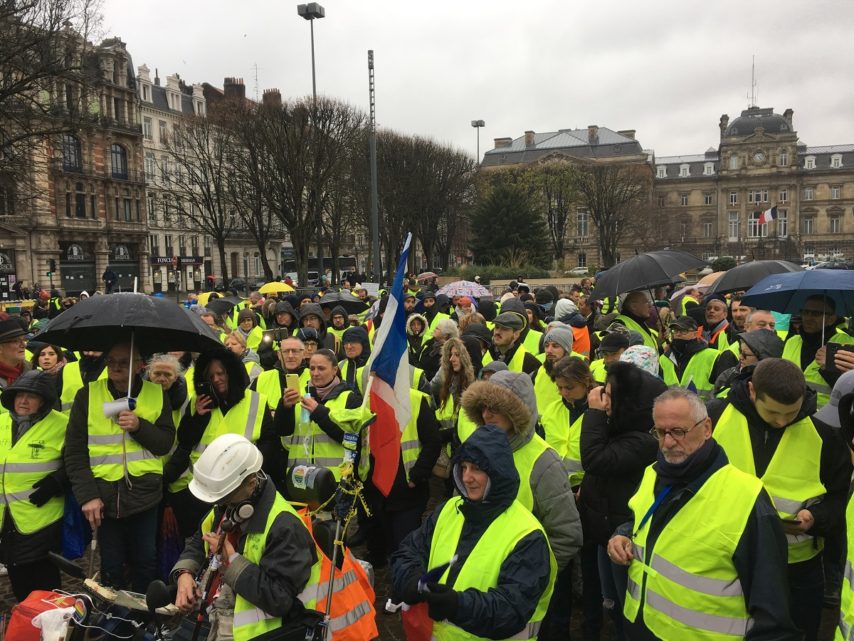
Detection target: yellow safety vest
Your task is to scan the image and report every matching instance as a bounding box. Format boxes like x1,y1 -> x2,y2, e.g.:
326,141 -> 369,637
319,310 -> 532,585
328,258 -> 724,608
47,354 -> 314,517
429,497 -> 556,641
457,410 -> 478,444
512,433 -> 555,512
423,312 -> 451,346
658,348 -> 719,400
589,359 -> 607,384
523,329 -> 543,355
87,379 -> 165,481
679,295 -> 698,317
505,344 -> 535,374
715,405 -> 826,563
242,327 -> 264,352
782,330 -> 854,408
169,390 -> 266,493
539,399 -> 584,487
359,389 -> 424,483
614,315 -> 658,352
59,360 -> 107,414
836,492 -> 854,640
0,410 -> 67,534
624,463 -> 762,641
255,369 -> 310,412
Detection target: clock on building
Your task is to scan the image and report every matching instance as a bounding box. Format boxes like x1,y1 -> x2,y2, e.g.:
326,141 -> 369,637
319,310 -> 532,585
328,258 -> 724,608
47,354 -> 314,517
753,151 -> 766,163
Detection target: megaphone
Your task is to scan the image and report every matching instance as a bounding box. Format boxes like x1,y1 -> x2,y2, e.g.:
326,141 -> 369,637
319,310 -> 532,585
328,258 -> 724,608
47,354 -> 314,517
103,396 -> 136,419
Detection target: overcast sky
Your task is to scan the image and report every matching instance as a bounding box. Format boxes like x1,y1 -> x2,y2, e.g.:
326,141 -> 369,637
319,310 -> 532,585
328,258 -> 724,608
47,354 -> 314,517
101,1 -> 854,160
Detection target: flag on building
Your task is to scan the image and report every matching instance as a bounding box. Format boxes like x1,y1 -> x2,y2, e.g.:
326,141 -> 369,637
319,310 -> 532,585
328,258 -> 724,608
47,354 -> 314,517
758,206 -> 778,225
364,233 -> 412,496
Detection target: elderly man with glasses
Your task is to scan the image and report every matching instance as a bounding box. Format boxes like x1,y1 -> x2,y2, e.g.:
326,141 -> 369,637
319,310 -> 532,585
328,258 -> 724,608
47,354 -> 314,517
608,388 -> 799,641
0,313 -> 31,398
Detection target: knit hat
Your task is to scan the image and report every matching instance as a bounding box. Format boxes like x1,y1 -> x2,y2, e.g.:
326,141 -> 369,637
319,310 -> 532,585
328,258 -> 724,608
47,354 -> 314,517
481,360 -> 509,378
554,298 -> 579,321
0,313 -> 27,343
619,346 -> 660,377
237,308 -> 256,324
543,326 -> 574,354
815,369 -> 854,428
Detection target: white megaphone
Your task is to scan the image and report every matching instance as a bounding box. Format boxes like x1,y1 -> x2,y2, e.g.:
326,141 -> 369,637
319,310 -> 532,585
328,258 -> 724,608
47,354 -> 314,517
103,396 -> 137,420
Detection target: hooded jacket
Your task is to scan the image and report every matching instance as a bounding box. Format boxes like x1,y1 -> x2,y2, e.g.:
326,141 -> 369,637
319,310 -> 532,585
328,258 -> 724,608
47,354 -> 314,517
554,299 -> 588,329
340,326 -> 371,390
391,425 -> 553,639
406,313 -> 428,366
298,303 -> 337,352
707,377 -> 851,538
461,372 -> 582,568
578,361 -> 667,545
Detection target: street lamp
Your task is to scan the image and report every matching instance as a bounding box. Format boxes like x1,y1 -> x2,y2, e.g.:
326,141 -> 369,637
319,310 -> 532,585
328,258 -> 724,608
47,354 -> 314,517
471,119 -> 485,164
297,3 -> 325,106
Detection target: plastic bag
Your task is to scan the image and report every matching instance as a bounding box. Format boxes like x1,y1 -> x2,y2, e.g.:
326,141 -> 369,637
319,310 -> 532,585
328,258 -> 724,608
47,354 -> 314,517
401,602 -> 433,641
61,493 -> 91,560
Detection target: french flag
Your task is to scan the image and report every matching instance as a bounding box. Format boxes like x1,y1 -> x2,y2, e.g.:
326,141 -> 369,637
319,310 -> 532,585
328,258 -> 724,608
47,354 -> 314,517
758,206 -> 778,225
364,233 -> 412,496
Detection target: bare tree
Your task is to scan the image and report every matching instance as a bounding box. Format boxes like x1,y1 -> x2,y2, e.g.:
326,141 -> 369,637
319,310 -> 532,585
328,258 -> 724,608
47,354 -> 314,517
520,159 -> 577,265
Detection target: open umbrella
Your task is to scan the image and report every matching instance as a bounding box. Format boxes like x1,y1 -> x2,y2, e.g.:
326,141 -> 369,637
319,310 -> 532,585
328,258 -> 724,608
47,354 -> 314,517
35,292 -> 224,354
590,250 -> 706,300
436,280 -> 491,298
205,297 -> 238,317
317,291 -> 369,314
416,271 -> 438,281
259,281 -> 295,295
705,260 -> 803,296
697,271 -> 725,287
741,270 -> 854,317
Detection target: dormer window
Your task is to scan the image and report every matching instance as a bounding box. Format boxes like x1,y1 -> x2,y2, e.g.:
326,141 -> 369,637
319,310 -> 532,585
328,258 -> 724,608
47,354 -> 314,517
679,164 -> 689,177
656,166 -> 667,179
831,154 -> 843,168
805,156 -> 815,169
703,163 -> 714,175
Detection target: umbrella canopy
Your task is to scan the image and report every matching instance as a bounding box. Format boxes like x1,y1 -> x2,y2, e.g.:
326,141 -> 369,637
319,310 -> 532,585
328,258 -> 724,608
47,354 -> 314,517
590,250 -> 706,300
436,280 -> 491,298
705,260 -> 803,296
205,298 -> 238,317
35,292 -> 224,354
740,270 -> 854,316
416,271 -> 438,281
259,281 -> 294,295
317,292 -> 368,314
697,271 -> 726,287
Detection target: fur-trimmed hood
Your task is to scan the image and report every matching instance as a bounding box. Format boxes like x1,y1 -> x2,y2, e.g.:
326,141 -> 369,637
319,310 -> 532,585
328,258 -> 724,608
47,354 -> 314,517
462,370 -> 537,450
605,360 -> 668,435
406,313 -> 428,337
194,348 -> 250,408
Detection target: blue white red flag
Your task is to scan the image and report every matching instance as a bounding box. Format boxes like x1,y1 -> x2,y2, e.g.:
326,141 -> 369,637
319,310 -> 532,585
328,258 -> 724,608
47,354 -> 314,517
758,206 -> 778,225
365,233 -> 412,496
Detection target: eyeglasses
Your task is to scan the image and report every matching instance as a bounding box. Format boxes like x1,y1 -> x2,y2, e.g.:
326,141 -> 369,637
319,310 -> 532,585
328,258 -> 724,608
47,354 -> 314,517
280,348 -> 304,354
650,418 -> 705,441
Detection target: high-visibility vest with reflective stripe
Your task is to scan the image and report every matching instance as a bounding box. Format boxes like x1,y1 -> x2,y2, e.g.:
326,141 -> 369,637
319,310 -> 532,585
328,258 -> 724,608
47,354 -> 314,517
169,390 -> 266,493
356,365 -> 425,395
539,399 -> 584,487
436,395 -> 458,433
534,369 -> 560,416
715,405 -> 826,563
59,360 -> 107,414
255,368 -> 310,413
658,348 -> 719,400
512,433 -> 555,512
783,330 -> 854,408
589,358 -> 607,384
836,492 -> 854,640
242,327 -> 264,352
87,379 -> 165,481
0,410 -> 67,534
423,312 -> 451,346
506,344 -> 534,373
614,315 -> 658,351
429,497 -> 556,641
359,389 -> 425,483
523,329 -> 543,355
624,463 -> 761,641
285,391 -> 367,480
679,295 -> 698,317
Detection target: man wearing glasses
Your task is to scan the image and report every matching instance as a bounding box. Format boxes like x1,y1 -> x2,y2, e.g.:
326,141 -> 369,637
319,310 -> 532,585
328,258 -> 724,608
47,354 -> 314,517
64,342 -> 175,593
251,336 -> 309,414
608,388 -> 799,641
782,295 -> 854,409
0,313 -> 31,400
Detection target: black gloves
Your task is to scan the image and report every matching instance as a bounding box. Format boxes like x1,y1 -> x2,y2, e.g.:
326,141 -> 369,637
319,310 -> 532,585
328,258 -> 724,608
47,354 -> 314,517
399,577 -> 425,605
423,582 -> 459,622
30,475 -> 63,507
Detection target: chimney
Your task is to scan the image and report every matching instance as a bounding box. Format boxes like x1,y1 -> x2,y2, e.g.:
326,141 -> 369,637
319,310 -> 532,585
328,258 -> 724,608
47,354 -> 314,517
617,129 -> 636,140
262,88 -> 282,109
223,77 -> 246,99
154,68 -> 160,86
783,108 -> 794,128
587,125 -> 599,145
719,114 -> 729,138
494,137 -> 512,149
524,130 -> 535,147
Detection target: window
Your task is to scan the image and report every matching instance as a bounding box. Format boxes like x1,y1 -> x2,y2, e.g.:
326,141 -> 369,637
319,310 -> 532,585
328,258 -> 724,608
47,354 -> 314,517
728,211 -> 739,240
164,234 -> 173,255
113,97 -> 123,123
703,221 -> 713,238
729,191 -> 738,205
144,153 -> 156,179
0,180 -> 14,216
779,151 -> 789,167
163,197 -> 171,224
254,255 -> 261,277
747,189 -> 768,204
704,193 -> 713,205
680,193 -> 688,207
121,189 -> 132,221
204,235 -> 212,256
802,217 -> 815,235
831,154 -> 843,168
830,216 -> 842,234
703,163 -> 714,176
831,186 -> 841,200
779,189 -> 788,203
679,164 -> 689,177
143,117 -> 152,140
656,166 -> 667,179
803,187 -> 814,201
680,220 -> 688,238
142,85 -> 150,102
804,156 -> 815,169
161,157 -> 170,180
147,193 -> 156,222
657,194 -> 665,208
747,211 -> 767,238
62,134 -> 82,171
777,209 -> 788,237
149,234 -> 159,254
191,235 -> 199,253
158,120 -> 167,144
73,182 -> 85,218
576,209 -> 589,238
729,155 -> 739,170
110,144 -> 128,179
178,235 -> 186,255
90,193 -> 96,219
577,252 -> 587,267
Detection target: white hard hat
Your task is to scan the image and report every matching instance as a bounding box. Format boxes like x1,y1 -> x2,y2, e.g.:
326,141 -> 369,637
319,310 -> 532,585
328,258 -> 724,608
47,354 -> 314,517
188,434 -> 263,503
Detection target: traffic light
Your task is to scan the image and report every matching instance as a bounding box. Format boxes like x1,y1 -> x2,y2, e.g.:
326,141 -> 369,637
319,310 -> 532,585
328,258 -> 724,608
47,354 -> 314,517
49,259 -> 56,272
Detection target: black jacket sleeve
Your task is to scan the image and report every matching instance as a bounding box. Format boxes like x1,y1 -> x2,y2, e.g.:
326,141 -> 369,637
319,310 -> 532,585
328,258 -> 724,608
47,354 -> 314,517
64,387 -> 100,505
806,420 -> 852,537
391,503 -> 442,600
580,409 -> 658,476
256,408 -> 286,488
273,396 -> 297,437
410,396 -> 441,485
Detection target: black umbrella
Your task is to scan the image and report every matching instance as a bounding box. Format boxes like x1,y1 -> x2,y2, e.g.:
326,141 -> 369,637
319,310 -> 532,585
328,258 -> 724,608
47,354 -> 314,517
206,297 -> 238,317
317,292 -> 368,314
705,260 -> 803,295
590,250 -> 706,300
35,292 -> 224,355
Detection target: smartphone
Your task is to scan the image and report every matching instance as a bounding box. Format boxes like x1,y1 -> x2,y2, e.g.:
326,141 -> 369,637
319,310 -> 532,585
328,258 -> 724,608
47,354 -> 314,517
780,518 -> 801,525
285,373 -> 301,395
825,343 -> 854,374
264,328 -> 290,342
195,382 -> 220,408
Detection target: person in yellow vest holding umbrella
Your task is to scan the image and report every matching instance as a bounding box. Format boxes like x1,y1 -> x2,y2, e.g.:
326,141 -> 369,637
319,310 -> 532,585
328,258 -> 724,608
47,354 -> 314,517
0,371 -> 68,601
64,341 -> 175,593
391,424 -> 556,641
613,291 -> 659,353
607,388 -> 799,641
708,358 -> 851,641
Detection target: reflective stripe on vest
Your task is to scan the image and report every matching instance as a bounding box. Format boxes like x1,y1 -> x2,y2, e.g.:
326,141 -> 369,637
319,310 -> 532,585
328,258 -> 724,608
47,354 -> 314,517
783,330 -> 854,408
624,464 -> 761,640
0,410 -> 67,534
401,392 -> 424,482
429,497 -> 556,641
715,405 -> 825,563
87,379 -> 165,481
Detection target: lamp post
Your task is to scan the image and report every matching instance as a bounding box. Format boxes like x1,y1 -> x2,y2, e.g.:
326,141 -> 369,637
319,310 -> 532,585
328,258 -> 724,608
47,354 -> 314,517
471,119 -> 485,164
